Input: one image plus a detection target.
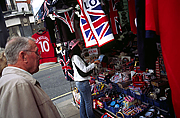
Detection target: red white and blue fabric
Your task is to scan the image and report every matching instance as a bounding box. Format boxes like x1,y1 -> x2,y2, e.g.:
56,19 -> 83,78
42,0 -> 51,20
59,49 -> 74,81
109,0 -> 122,35
37,0 -> 52,20
77,0 -> 114,48
53,9 -> 75,33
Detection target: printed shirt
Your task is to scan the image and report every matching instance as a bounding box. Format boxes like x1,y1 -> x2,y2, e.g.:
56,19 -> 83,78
0,67 -> 61,118
32,31 -> 57,64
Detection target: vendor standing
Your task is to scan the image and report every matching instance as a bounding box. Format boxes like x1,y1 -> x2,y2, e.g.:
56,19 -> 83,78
69,39 -> 100,118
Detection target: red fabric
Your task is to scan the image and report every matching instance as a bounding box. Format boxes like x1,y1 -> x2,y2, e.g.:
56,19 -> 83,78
145,0 -> 180,117
145,0 -> 159,35
128,0 -> 137,34
32,31 -> 57,64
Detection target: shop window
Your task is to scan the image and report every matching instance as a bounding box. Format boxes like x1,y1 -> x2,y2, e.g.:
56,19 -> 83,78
8,25 -> 21,37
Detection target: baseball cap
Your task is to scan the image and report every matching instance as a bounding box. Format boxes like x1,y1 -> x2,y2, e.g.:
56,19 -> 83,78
69,39 -> 80,50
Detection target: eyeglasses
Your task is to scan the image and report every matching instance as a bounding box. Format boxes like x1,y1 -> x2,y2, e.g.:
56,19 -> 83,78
24,50 -> 41,56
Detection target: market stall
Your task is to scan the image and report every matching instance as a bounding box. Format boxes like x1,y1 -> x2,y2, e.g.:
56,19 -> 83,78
32,0 -> 177,117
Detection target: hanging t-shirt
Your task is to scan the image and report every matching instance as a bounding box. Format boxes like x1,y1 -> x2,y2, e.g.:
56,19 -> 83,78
32,31 -> 57,64
145,0 -> 159,38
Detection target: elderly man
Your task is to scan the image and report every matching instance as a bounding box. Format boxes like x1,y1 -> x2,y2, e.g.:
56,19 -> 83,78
0,36 -> 61,118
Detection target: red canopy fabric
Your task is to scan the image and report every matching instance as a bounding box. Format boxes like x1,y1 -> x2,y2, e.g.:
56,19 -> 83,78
146,0 -> 180,117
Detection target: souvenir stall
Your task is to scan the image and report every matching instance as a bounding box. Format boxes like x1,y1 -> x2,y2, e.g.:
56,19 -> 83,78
70,0 -> 174,117
33,0 -> 177,117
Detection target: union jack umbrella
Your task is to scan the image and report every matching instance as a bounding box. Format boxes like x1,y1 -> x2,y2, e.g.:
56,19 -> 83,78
59,49 -> 74,81
77,0 -> 115,48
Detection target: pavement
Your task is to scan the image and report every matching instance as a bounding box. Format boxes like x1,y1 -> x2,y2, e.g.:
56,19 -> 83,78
39,62 -> 103,118
39,62 -> 81,118
54,96 -> 80,118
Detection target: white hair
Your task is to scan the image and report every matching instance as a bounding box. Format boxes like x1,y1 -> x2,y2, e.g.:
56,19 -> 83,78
5,36 -> 35,65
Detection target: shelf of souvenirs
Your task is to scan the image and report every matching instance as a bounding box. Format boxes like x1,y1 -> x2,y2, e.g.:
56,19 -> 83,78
90,65 -> 170,117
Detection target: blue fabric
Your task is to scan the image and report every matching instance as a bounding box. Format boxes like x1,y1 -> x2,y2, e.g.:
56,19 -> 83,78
76,80 -> 95,118
145,30 -> 157,39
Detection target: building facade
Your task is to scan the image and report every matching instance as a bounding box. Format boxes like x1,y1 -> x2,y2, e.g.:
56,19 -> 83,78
2,0 -> 43,38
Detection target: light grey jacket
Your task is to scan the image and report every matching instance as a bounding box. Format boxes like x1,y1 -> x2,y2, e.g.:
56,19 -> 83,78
0,67 -> 61,118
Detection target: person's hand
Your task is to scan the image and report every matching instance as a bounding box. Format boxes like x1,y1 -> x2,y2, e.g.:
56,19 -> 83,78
93,60 -> 100,64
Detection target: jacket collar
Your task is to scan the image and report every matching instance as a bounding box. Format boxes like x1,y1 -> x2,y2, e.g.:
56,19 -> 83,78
2,66 -> 37,85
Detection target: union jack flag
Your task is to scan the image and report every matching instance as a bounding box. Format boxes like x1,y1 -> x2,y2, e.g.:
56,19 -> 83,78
42,0 -> 51,20
53,9 -> 75,33
77,0 -> 114,48
59,49 -> 74,81
109,0 -> 122,34
38,0 -> 52,20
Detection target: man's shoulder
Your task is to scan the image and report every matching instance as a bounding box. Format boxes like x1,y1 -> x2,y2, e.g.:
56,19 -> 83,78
0,73 -> 29,87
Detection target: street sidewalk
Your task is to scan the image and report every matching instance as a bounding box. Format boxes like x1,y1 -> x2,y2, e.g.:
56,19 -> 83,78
39,62 -> 102,118
39,62 -> 80,118
55,97 -> 80,118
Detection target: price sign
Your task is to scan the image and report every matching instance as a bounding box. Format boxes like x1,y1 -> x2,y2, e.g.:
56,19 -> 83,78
88,48 -> 98,55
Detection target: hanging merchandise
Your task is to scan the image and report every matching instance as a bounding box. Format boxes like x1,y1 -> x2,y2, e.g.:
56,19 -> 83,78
77,0 -> 114,48
52,6 -> 82,42
55,18 -> 76,42
59,48 -> 74,81
44,17 -> 57,43
135,0 -> 159,71
52,0 -> 78,10
32,30 -> 57,64
128,0 -> 137,34
37,0 -> 53,20
135,0 -> 146,71
53,8 -> 75,33
108,0 -> 122,35
145,0 -> 180,117
51,1 -> 80,42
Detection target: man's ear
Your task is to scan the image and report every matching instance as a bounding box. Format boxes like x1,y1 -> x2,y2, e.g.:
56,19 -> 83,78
19,51 -> 27,62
